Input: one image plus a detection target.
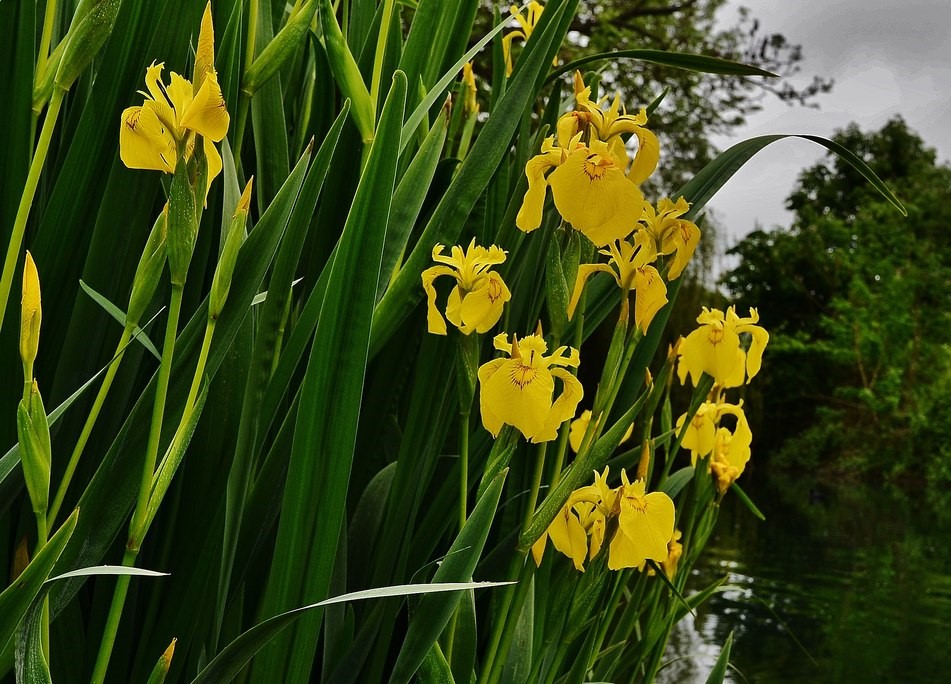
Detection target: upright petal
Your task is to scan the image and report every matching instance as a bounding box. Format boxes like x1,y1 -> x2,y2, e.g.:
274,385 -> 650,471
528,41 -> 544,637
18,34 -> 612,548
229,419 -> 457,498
181,71 -> 230,141
194,1 -> 216,90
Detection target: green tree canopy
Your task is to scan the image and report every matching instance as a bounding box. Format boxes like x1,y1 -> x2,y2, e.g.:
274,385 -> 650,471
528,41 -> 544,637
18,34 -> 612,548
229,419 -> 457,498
723,117 -> 951,485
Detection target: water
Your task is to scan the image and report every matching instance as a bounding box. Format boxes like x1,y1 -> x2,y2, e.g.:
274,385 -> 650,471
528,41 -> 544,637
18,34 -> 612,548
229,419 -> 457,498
658,474 -> 951,683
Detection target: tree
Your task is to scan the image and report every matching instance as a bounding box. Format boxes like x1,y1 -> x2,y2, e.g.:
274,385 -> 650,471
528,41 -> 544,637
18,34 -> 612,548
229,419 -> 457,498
723,118 -> 951,485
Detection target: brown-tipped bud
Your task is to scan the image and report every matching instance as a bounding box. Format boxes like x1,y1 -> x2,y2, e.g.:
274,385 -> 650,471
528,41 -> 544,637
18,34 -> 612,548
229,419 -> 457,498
209,178 -> 253,318
20,251 -> 42,370
11,536 -> 30,580
17,381 -> 52,515
193,2 -> 216,91
55,0 -> 123,91
146,638 -> 177,684
167,158 -> 199,287
127,208 -> 169,327
636,439 -> 651,481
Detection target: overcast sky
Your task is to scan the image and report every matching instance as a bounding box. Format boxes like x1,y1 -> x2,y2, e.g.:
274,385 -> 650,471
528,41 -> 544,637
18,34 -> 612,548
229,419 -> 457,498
703,0 -> 951,273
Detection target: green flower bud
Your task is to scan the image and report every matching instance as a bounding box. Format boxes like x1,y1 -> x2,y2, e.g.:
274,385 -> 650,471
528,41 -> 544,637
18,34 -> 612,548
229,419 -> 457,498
319,0 -> 374,142
243,0 -> 318,96
55,0 -> 123,91
545,235 -> 570,339
209,178 -> 253,319
127,207 -> 168,327
17,382 -> 52,515
167,157 -> 198,287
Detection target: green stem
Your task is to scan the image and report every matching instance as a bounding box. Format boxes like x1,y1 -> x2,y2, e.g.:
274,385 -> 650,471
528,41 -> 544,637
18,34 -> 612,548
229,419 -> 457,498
48,325 -> 134,527
522,442 -> 548,534
34,0 -> 58,87
90,286 -> 184,684
459,411 -> 469,529
482,559 -> 535,684
0,87 -> 65,334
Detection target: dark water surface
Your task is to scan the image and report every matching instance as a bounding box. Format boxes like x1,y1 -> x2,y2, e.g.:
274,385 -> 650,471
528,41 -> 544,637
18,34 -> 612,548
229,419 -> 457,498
658,473 -> 951,683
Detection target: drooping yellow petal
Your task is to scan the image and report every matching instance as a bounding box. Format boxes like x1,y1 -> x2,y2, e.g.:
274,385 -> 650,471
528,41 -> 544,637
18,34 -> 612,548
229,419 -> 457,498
180,71 -> 230,141
547,143 -> 645,246
202,136 -> 223,203
482,357 -> 555,439
119,106 -> 176,173
569,410 -> 592,453
533,367 -> 583,442
567,263 -> 614,319
677,406 -> 716,462
609,477 -> 675,570
548,507 -> 589,572
477,358 -> 507,437
420,265 -> 455,335
678,324 -> 744,387
459,272 -> 511,334
516,144 -> 562,233
628,125 -> 660,185
737,314 -> 769,381
633,265 -> 667,333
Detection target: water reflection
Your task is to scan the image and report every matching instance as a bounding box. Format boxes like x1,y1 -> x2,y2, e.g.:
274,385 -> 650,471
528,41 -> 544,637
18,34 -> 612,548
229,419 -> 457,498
659,474 -> 951,683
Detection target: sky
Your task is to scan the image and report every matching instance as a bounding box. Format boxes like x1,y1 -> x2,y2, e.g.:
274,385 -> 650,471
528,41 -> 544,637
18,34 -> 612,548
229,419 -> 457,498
703,0 -> 951,273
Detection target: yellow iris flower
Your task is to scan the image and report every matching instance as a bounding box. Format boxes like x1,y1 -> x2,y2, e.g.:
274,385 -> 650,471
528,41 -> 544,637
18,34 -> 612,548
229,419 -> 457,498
640,197 -> 701,280
119,4 -> 228,192
710,404 -> 753,494
478,333 -> 583,442
607,469 -> 676,570
567,230 -> 668,332
421,240 -> 511,335
557,72 -> 660,185
502,1 -> 546,77
677,400 -> 748,462
516,134 -> 647,247
677,306 -> 769,388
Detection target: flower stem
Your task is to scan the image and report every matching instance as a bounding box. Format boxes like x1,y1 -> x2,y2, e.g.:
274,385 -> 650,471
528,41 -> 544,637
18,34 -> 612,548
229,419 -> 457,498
90,285 -> 184,684
0,87 -> 65,335
522,442 -> 548,534
34,0 -> 58,88
48,325 -> 134,527
459,411 -> 469,529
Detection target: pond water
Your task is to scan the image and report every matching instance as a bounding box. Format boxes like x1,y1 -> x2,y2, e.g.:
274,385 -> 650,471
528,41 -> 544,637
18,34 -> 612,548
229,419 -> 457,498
658,472 -> 951,683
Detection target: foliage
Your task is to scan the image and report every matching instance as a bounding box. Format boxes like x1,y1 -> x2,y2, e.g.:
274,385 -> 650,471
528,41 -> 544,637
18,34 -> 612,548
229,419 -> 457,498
723,117 -> 951,485
0,1 -> 898,683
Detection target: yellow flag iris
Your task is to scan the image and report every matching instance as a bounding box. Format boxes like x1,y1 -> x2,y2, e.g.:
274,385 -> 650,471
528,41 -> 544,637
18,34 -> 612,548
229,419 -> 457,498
567,230 -> 668,332
119,4 -> 228,194
677,306 -> 769,388
478,333 -> 582,442
502,1 -> 546,77
640,197 -> 701,280
607,469 -> 675,570
421,240 -> 511,335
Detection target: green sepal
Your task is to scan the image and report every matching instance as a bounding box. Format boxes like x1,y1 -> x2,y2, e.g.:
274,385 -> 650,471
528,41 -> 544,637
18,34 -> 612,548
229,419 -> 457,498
16,385 -> 52,515
127,207 -> 168,328
167,156 -> 199,286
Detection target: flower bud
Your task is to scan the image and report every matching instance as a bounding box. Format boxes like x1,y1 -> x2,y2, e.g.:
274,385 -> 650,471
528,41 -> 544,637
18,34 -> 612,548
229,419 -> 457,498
17,381 -> 52,515
243,0 -> 318,96
318,0 -> 374,142
167,157 -> 198,287
20,251 -> 42,370
127,207 -> 169,327
209,178 -> 253,318
55,0 -> 123,91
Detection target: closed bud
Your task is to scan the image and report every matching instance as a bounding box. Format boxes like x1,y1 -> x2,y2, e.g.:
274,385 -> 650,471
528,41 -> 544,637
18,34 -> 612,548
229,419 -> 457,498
318,0 -> 374,141
55,0 -> 123,91
167,158 -> 198,286
127,207 -> 169,327
17,382 -> 52,515
20,252 -> 42,370
146,638 -> 177,684
209,178 -> 253,318
243,0 -> 317,96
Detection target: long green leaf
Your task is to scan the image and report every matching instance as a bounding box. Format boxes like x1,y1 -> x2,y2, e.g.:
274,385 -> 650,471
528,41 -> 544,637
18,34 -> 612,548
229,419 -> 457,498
78,279 -> 161,359
250,71 -> 406,684
704,631 -> 734,684
390,468 -> 509,684
547,49 -> 778,82
0,510 -> 77,651
191,582 -> 511,684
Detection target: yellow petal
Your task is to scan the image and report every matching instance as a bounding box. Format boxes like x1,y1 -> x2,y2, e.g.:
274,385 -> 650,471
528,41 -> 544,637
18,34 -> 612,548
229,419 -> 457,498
119,106 -> 176,172
194,1 -> 216,90
531,531 -> 548,566
532,367 -> 584,443
420,265 -> 454,335
201,136 -> 223,204
167,71 -> 195,124
567,263 -> 613,320
516,145 -> 562,233
633,265 -> 667,333
666,219 -> 700,281
477,358 -> 507,437
628,126 -> 660,185
20,251 -> 41,366
548,145 -> 644,246
678,325 -> 744,387
548,507 -> 588,572
569,410 -> 592,453
614,488 -> 675,567
481,359 -> 554,440
738,322 -> 769,381
445,285 -> 466,332
459,273 -> 511,334
180,71 -> 230,141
